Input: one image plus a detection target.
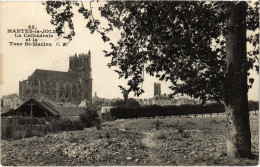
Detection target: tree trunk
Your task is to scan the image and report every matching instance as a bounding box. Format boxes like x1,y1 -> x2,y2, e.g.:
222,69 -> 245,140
123,90 -> 129,101
224,2 -> 251,158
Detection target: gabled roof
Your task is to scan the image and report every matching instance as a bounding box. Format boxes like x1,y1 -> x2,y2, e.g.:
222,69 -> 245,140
1,98 -> 86,117
39,101 -> 60,116
1,98 -> 60,117
30,69 -> 78,80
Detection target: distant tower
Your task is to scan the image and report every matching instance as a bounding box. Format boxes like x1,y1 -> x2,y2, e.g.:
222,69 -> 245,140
68,50 -> 92,101
154,83 -> 161,97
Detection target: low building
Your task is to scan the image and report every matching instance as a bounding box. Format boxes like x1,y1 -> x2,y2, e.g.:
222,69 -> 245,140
100,105 -> 115,121
1,98 -> 85,121
54,107 -> 85,121
78,99 -> 90,107
174,97 -> 201,105
136,98 -> 153,106
143,99 -> 153,106
101,106 -> 113,114
152,94 -> 174,106
1,94 -> 23,110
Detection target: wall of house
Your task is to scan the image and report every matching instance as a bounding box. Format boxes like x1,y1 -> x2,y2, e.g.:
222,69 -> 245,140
60,116 -> 81,121
2,96 -> 23,109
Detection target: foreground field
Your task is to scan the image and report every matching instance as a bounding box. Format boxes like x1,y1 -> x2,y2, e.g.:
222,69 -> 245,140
1,114 -> 259,166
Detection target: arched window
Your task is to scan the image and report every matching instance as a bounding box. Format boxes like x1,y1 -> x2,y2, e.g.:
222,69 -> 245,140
46,80 -> 51,87
59,83 -> 65,97
40,80 -> 45,94
32,88 -> 38,95
26,81 -> 30,87
46,89 -> 50,96
64,82 -> 70,98
25,88 -> 31,94
72,83 -> 77,97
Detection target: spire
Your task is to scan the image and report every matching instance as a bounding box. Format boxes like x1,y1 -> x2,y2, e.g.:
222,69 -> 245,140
88,50 -> 91,56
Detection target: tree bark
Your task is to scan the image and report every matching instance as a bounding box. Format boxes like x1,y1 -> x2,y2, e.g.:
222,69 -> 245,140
224,2 -> 251,158
123,90 -> 129,101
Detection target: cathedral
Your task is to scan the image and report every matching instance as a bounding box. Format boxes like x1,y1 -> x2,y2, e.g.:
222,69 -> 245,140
19,51 -> 92,105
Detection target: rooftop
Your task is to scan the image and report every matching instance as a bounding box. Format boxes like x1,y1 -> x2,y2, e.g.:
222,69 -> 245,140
30,69 -> 78,80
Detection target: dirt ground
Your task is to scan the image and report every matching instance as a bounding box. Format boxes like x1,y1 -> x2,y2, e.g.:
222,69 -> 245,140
1,114 -> 259,166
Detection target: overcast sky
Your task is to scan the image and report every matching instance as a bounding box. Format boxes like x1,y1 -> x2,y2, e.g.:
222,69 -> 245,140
1,1 -> 259,101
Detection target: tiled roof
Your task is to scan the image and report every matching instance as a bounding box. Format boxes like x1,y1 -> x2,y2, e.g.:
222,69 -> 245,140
54,107 -> 85,116
31,69 -> 78,80
1,98 -> 86,117
1,98 -> 60,117
39,101 -> 60,116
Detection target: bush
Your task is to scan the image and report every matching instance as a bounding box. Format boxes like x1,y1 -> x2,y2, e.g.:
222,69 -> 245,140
248,101 -> 259,111
45,119 -> 84,132
1,104 -> 104,140
1,118 -> 46,140
111,103 -> 226,119
1,117 -> 85,140
1,118 -> 17,139
80,105 -> 101,128
17,117 -> 46,125
112,98 -> 141,108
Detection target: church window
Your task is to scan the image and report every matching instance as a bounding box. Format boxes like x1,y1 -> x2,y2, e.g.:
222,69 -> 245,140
69,60 -> 72,69
33,80 -> 39,86
32,88 -> 38,95
26,81 -> 30,87
72,84 -> 77,97
40,85 -> 44,94
46,81 -> 51,87
46,89 -> 50,96
59,84 -> 65,97
25,88 -> 31,94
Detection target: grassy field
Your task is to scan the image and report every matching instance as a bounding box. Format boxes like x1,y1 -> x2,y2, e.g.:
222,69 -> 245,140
1,114 -> 259,166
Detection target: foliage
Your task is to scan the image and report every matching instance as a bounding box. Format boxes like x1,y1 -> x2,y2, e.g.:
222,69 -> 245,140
44,1 -> 259,103
16,117 -> 47,125
110,104 -> 226,119
112,98 -> 141,108
45,119 -> 84,132
1,104 -> 100,140
1,118 -> 17,139
111,101 -> 258,120
1,118 -> 47,140
1,117 -> 86,140
43,2 -> 259,157
248,100 -> 259,111
80,104 -> 101,128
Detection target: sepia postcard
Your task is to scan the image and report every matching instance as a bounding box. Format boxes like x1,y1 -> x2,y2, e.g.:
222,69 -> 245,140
1,1 -> 259,166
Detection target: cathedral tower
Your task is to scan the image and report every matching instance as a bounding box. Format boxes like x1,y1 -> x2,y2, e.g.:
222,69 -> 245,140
69,50 -> 91,79
69,50 -> 92,101
154,83 -> 161,97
